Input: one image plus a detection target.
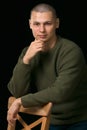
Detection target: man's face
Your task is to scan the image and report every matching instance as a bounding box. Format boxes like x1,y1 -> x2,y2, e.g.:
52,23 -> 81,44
29,11 -> 59,42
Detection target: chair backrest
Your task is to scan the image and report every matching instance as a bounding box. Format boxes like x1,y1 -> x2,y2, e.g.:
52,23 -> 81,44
7,96 -> 52,130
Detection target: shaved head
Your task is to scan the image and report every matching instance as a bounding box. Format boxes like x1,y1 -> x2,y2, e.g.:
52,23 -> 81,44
30,3 -> 57,19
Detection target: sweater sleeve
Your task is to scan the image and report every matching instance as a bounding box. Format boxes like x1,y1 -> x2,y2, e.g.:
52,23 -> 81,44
7,47 -> 33,98
21,45 -> 87,107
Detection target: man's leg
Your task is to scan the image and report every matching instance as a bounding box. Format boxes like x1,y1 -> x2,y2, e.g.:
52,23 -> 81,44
67,120 -> 87,130
49,124 -> 67,130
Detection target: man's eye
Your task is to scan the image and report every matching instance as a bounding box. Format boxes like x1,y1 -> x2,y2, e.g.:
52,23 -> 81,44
34,23 -> 39,26
45,23 -> 52,25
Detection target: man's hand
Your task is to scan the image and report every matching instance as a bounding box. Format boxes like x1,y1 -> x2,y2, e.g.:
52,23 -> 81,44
23,39 -> 45,64
7,98 -> 22,126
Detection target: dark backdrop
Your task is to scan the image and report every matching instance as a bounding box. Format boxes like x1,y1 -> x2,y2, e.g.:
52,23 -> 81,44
0,0 -> 87,129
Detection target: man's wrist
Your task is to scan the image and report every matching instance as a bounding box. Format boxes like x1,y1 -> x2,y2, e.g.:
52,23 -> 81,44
16,98 -> 22,106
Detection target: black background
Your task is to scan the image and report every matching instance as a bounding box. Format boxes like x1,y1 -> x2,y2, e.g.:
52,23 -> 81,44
0,0 -> 87,129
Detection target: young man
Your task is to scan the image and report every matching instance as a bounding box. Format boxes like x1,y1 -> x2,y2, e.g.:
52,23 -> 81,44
7,3 -> 87,130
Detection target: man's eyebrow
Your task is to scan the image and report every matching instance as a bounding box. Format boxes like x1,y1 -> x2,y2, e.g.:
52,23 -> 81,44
33,20 -> 52,23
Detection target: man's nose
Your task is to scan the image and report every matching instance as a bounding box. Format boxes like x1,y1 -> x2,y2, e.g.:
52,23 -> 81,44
39,25 -> 45,32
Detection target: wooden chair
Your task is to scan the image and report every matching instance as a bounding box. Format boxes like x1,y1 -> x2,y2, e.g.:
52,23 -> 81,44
7,96 -> 52,130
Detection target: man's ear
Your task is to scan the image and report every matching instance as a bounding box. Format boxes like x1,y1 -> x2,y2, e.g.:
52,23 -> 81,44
29,19 -> 32,29
56,18 -> 60,29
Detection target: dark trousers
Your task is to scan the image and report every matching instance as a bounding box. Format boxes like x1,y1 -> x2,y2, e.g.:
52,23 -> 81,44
49,121 -> 87,130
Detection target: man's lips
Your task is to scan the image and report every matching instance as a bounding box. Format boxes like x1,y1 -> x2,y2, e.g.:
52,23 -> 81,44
38,35 -> 47,38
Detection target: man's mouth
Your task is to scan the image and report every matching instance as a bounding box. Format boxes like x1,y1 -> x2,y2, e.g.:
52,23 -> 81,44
39,35 -> 46,38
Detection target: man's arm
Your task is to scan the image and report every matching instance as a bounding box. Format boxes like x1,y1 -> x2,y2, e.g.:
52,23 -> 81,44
7,40 -> 45,98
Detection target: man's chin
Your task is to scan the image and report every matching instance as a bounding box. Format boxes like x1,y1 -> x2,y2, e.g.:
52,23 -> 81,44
38,38 -> 46,41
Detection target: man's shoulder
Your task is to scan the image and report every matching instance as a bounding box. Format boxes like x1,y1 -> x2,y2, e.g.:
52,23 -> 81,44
58,36 -> 81,51
21,46 -> 29,54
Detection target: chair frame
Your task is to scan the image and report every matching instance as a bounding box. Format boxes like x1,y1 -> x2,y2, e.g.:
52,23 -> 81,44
7,96 -> 52,130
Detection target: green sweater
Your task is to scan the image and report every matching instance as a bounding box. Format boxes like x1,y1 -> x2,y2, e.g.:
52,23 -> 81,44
8,36 -> 87,125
